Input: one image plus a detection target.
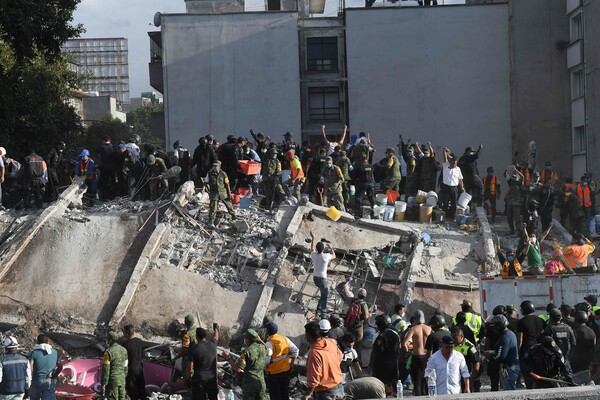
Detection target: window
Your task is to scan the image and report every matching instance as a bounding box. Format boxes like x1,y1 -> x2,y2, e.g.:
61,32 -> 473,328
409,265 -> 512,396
306,37 -> 338,72
573,126 -> 586,154
308,87 -> 340,121
571,68 -> 585,99
570,12 -> 583,43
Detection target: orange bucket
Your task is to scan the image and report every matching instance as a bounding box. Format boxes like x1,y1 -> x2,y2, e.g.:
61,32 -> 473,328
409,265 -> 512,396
386,190 -> 399,204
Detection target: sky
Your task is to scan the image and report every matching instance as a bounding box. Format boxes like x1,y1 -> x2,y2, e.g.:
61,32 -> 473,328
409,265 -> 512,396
73,0 -> 464,99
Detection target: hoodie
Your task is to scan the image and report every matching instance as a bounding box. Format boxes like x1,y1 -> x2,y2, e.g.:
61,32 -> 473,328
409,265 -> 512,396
306,338 -> 343,392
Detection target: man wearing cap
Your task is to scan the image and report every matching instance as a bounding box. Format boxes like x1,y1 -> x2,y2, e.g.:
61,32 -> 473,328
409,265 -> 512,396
263,322 -> 299,400
224,329 -> 268,400
186,324 -> 220,400
101,332 -> 128,400
381,148 -> 401,193
74,149 -> 97,205
522,336 -> 573,389
28,334 -> 62,400
0,336 -> 31,400
145,154 -> 168,200
425,335 -> 470,395
345,288 -> 370,360
561,234 -> 595,271
175,314 -> 198,361
45,141 -> 66,201
303,321 -> 343,400
541,162 -> 559,189
282,132 -> 299,154
321,156 -> 345,212
262,148 -> 287,208
207,161 -> 236,227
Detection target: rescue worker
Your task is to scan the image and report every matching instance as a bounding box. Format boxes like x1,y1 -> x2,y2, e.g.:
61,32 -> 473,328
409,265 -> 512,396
415,142 -> 440,193
559,188 -> 591,238
458,145 -> 484,205
73,149 -> 97,206
263,322 -> 299,400
97,136 -> 117,201
584,295 -> 600,314
484,315 -> 519,391
540,161 -> 559,189
370,315 -> 400,395
145,155 -> 168,200
175,314 -> 198,361
335,150 -> 352,209
451,312 -> 477,346
402,145 -> 417,197
496,240 -> 524,277
542,308 -> 576,374
185,324 -> 220,400
172,140 -> 190,188
346,288 -> 371,361
322,156 -> 345,212
121,326 -> 146,400
262,148 -> 287,208
482,167 -> 500,222
350,134 -> 373,164
28,334 -> 62,400
505,168 -> 524,235
561,233 -> 595,271
450,326 -> 480,393
217,135 -> 240,191
575,175 -> 595,234
284,150 -> 305,201
0,336 -> 31,400
522,336 -> 573,389
539,174 -> 555,232
517,300 -> 544,389
425,314 -> 450,356
207,161 -> 236,227
538,303 -> 557,326
116,144 -> 143,198
191,136 -> 218,188
451,300 -> 483,341
351,156 -> 375,218
101,332 -> 128,400
44,141 -> 65,201
571,311 -> 596,373
23,149 -> 47,208
224,329 -> 268,400
381,148 -> 401,193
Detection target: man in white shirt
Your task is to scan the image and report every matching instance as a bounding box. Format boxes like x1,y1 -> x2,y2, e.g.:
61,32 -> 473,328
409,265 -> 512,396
425,335 -> 470,395
440,149 -> 464,219
310,231 -> 336,317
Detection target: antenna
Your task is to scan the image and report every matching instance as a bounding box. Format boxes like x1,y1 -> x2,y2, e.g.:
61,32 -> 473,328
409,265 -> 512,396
153,12 -> 162,27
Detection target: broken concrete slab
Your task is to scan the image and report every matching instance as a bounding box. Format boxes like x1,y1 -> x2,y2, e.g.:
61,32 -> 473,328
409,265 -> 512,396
476,206 -> 499,275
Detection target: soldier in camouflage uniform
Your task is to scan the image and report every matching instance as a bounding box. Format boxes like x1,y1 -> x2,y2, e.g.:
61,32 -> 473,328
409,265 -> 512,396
224,329 -> 268,400
175,314 -> 198,361
335,150 -> 352,210
322,157 -> 345,212
382,148 -> 401,193
207,161 -> 236,227
102,332 -> 128,400
146,155 -> 168,200
263,148 -> 287,208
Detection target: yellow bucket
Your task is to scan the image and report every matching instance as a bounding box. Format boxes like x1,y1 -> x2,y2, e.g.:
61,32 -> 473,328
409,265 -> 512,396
326,206 -> 341,221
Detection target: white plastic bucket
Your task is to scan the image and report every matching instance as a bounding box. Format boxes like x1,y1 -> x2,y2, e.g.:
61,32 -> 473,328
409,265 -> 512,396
375,194 -> 387,205
457,192 -> 472,209
373,205 -> 385,219
394,201 -> 407,212
281,169 -> 291,183
425,191 -> 438,207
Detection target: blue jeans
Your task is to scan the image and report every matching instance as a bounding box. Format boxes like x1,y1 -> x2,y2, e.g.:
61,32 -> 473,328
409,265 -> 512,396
313,276 -> 329,313
313,384 -> 343,400
30,379 -> 56,400
500,364 -> 520,391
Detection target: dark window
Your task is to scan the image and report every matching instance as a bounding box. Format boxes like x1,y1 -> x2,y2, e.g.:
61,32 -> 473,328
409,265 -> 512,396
307,37 -> 338,72
308,87 -> 340,121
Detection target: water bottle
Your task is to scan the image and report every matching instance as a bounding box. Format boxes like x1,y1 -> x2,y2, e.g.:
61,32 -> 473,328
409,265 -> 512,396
428,371 -> 437,397
227,389 -> 235,400
396,380 -> 403,399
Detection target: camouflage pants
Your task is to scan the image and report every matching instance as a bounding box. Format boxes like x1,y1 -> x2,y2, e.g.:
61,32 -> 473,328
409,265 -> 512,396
107,383 -> 126,400
325,186 -> 345,212
209,197 -> 235,223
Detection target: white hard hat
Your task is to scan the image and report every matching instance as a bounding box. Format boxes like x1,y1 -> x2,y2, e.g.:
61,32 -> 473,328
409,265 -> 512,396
357,288 -> 367,298
0,147 -> 6,156
2,336 -> 19,348
319,319 -> 331,332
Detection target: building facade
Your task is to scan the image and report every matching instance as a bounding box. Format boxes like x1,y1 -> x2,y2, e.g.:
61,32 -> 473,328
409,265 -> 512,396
63,38 -> 131,105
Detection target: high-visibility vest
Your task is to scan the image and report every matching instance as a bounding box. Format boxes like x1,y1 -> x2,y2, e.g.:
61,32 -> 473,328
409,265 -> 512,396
538,313 -> 549,322
265,334 -> 290,375
541,170 -> 557,186
483,175 -> 498,196
501,260 -> 523,277
450,312 -> 482,337
576,184 -> 592,208
564,183 -> 575,193
455,338 -> 476,357
290,157 -> 305,181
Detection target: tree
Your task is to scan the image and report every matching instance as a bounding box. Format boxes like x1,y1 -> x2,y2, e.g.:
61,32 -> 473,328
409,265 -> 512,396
127,103 -> 165,150
85,115 -> 132,156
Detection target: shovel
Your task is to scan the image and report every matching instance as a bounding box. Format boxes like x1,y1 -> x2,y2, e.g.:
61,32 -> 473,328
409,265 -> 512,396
149,166 -> 182,180
530,372 -> 578,386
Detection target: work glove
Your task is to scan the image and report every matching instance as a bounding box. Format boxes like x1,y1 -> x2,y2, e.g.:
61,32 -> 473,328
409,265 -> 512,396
213,323 -> 219,331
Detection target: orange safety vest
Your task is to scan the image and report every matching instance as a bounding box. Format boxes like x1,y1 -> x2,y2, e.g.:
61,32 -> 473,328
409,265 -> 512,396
501,259 -> 523,277
576,184 -> 592,208
290,157 -> 305,181
541,170 -> 557,186
564,182 -> 575,192
265,334 -> 290,375
483,175 -> 498,196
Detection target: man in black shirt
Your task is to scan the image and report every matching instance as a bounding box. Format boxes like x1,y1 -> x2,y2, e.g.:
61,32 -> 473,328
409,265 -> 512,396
370,315 -> 400,396
97,135 -> 117,200
506,305 -> 519,333
122,325 -> 146,400
571,311 -> 596,373
517,301 -> 544,389
186,324 -> 220,400
425,314 -> 450,356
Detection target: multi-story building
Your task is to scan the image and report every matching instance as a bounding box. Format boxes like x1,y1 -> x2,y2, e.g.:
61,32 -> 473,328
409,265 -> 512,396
63,38 -> 130,105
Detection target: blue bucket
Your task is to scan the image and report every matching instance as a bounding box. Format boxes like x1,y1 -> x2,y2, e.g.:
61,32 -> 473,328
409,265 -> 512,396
239,196 -> 252,209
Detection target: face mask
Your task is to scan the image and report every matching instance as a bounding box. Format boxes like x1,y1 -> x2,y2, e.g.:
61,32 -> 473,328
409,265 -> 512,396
583,182 -> 588,186
212,166 -> 218,172
271,154 -> 277,159
530,237 -> 537,244
507,255 -> 515,262
345,347 -> 352,352
208,140 -> 213,145
326,163 -> 333,168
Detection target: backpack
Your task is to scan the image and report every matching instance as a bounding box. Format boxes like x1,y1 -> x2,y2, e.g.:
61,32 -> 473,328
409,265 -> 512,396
345,301 -> 364,328
28,156 -> 45,179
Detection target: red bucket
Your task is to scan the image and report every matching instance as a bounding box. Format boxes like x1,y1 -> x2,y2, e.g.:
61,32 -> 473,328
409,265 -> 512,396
55,385 -> 96,400
231,193 -> 240,204
237,188 -> 251,197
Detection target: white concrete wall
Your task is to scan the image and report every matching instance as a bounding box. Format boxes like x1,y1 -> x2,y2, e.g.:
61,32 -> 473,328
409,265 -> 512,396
345,5 -> 512,176
162,12 -> 302,150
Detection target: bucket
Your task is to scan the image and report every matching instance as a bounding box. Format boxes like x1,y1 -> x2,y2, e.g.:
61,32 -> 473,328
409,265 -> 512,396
415,190 -> 427,204
394,201 -> 407,221
457,192 -> 472,209
419,204 -> 433,223
231,193 -> 240,205
383,205 -> 395,221
281,169 -> 291,183
425,191 -> 438,207
239,195 -> 252,209
237,187 -> 251,196
326,206 -> 341,221
375,193 -> 387,206
373,205 -> 385,219
407,196 -> 416,206
56,386 -> 96,400
386,190 -> 399,204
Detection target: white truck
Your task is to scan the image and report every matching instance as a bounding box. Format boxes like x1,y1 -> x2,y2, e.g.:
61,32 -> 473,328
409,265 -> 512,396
479,273 -> 600,319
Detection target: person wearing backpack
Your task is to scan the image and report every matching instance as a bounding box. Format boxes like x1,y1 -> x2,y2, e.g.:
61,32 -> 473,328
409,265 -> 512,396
23,149 -> 47,208
345,288 -> 370,364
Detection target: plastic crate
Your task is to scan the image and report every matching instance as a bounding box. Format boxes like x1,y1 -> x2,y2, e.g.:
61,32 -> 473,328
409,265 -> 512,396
238,160 -> 261,175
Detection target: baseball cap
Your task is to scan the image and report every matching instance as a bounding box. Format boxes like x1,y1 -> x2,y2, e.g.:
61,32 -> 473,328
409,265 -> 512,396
441,335 -> 454,345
